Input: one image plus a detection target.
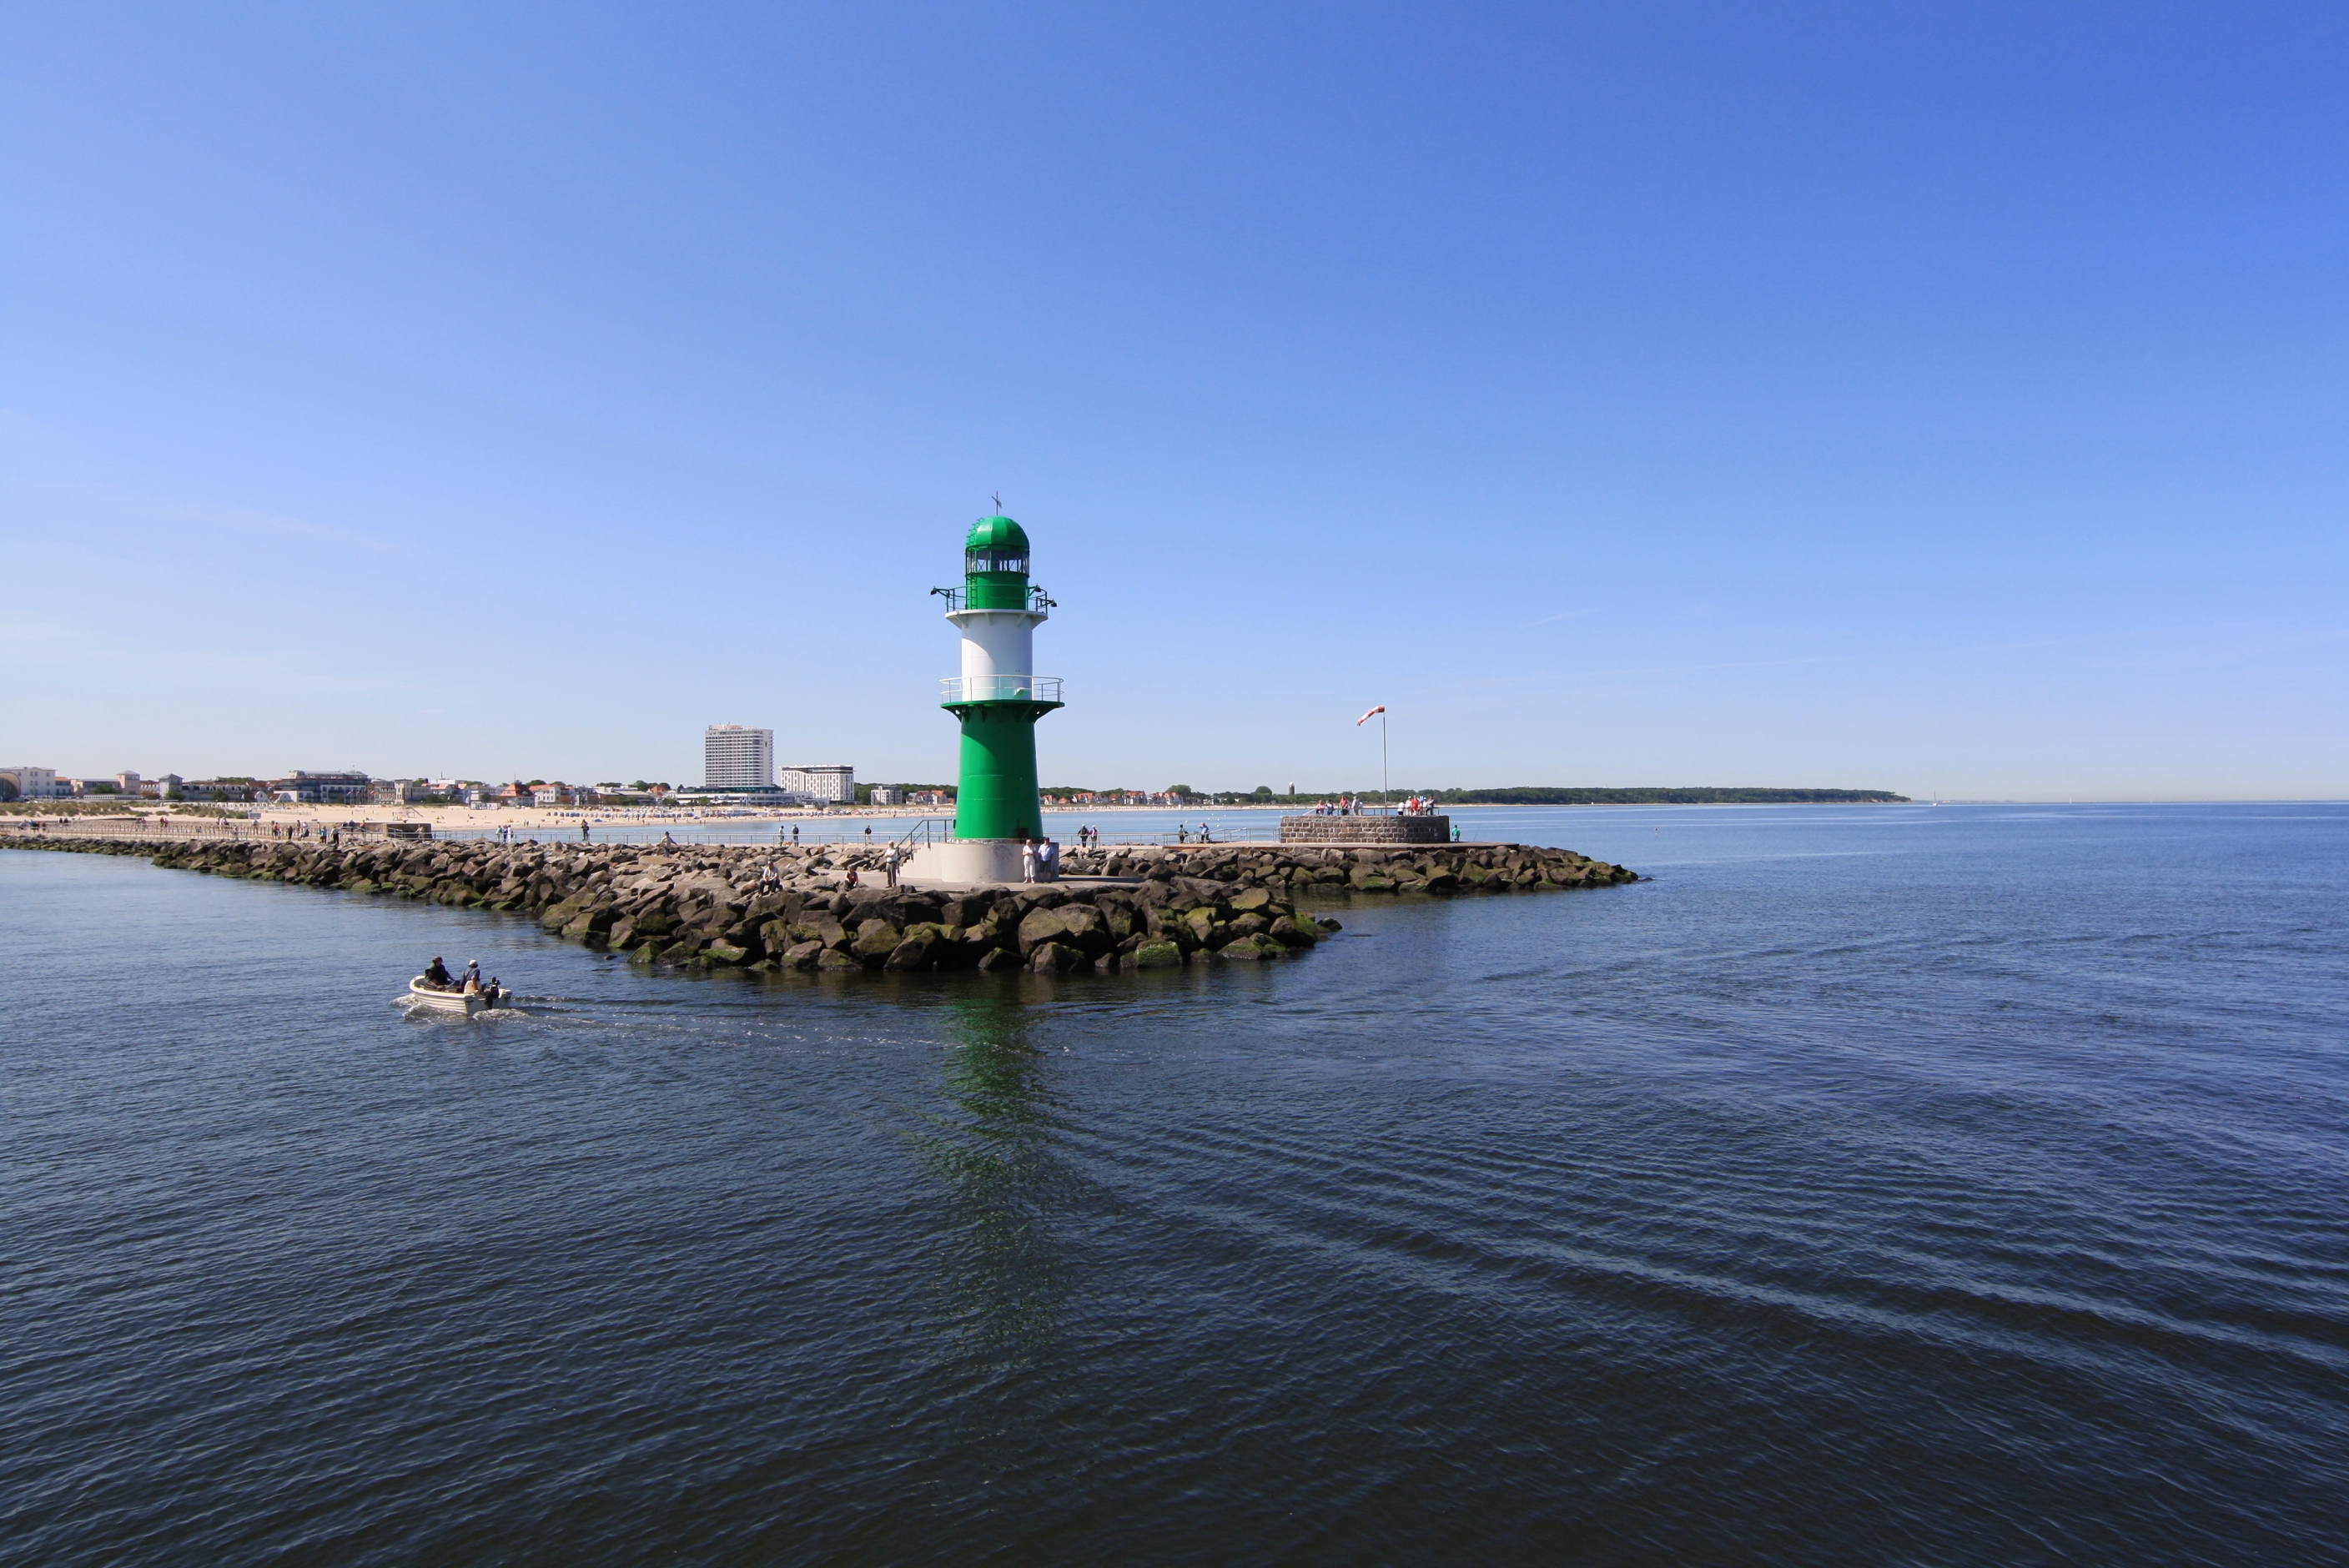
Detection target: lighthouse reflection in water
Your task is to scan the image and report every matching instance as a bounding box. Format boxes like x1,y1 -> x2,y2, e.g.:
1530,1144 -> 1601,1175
913,998 -> 1074,1359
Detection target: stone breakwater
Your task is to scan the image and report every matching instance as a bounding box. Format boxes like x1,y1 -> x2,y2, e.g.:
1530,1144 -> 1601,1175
8,836 -> 1637,974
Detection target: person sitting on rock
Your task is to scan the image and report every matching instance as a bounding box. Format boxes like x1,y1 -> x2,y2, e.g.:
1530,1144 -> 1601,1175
423,956 -> 454,989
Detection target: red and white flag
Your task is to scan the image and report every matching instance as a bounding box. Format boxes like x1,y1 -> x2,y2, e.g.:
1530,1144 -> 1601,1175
1356,705 -> 1386,726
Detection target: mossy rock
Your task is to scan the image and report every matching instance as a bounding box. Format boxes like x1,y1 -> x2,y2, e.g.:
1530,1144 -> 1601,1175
883,932 -> 938,970
702,941 -> 750,965
1133,940 -> 1183,968
1268,916 -> 1319,947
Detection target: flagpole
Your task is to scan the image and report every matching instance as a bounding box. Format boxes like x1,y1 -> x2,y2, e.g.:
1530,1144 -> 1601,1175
1381,712 -> 1389,810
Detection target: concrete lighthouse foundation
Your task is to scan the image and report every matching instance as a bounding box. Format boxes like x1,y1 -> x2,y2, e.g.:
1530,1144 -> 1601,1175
903,837 -> 1035,887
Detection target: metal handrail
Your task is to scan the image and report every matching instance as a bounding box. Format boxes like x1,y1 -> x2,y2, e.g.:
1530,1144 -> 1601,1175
889,817 -> 953,851
939,675 -> 1063,704
930,585 -> 1055,615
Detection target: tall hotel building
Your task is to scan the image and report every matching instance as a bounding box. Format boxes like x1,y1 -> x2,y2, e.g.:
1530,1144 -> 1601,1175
702,725 -> 775,790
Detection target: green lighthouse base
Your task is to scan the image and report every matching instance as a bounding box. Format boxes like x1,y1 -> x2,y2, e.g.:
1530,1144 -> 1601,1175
945,697 -> 1061,842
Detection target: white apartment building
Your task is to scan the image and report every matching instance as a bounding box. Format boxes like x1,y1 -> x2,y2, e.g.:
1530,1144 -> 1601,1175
703,724 -> 775,791
779,765 -> 854,803
0,766 -> 58,800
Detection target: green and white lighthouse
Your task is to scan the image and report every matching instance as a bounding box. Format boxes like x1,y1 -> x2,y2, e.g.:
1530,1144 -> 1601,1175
918,514 -> 1061,882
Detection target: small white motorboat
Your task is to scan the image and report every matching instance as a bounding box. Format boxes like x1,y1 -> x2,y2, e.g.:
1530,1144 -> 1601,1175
407,977 -> 511,1015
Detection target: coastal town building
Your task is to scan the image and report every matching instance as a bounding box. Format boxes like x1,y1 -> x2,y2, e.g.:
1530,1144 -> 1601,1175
779,765 -> 854,803
173,779 -> 258,802
267,771 -> 372,805
0,766 -> 58,800
703,725 -> 775,791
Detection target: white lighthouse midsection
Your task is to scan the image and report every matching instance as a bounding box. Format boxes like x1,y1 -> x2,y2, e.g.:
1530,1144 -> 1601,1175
949,610 -> 1040,680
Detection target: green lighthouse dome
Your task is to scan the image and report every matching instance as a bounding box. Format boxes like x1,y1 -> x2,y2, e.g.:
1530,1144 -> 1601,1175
963,515 -> 1031,576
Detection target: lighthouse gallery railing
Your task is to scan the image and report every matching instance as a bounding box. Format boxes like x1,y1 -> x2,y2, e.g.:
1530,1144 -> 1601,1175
939,676 -> 1063,704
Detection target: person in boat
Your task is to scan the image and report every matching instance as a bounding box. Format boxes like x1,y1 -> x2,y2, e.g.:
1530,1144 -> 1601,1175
423,956 -> 454,989
462,959 -> 483,994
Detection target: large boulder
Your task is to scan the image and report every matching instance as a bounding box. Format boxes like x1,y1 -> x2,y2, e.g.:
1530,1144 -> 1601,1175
561,907 -> 614,940
540,893 -> 592,930
815,947 -> 863,972
883,931 -> 938,970
1268,916 -> 1319,947
1029,940 -> 1084,974
851,918 -> 903,963
1131,940 -> 1183,968
939,894 -> 993,928
1016,902 -> 1109,957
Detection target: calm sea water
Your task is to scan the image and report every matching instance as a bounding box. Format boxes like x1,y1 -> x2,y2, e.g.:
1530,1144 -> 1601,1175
5,804 -> 2346,1565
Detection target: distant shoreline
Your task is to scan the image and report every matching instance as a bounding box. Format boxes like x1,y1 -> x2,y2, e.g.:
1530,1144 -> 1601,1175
2,796 -> 1924,832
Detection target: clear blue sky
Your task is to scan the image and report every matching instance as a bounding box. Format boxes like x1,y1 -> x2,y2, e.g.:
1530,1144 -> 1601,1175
4,3 -> 2342,799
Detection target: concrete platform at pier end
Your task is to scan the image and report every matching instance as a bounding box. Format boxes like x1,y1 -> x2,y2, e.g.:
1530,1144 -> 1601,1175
903,838 -> 1039,888
1280,814 -> 1451,845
